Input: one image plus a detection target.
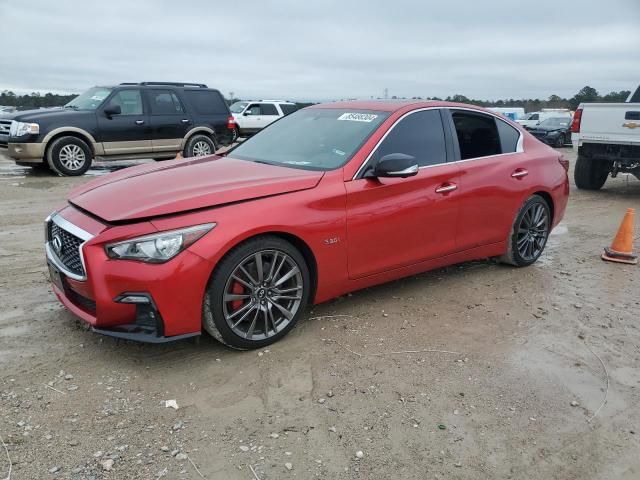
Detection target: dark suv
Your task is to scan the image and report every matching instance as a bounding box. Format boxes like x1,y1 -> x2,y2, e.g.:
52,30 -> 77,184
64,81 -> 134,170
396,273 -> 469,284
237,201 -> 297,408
0,82 -> 236,176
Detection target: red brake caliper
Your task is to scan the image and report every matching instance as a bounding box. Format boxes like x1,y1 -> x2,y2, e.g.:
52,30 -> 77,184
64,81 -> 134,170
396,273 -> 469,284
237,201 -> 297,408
231,281 -> 245,311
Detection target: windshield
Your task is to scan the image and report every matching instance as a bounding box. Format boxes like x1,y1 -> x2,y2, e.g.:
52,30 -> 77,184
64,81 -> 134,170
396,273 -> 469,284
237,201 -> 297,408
540,117 -> 570,127
230,101 -> 249,113
65,87 -> 112,110
228,108 -> 389,171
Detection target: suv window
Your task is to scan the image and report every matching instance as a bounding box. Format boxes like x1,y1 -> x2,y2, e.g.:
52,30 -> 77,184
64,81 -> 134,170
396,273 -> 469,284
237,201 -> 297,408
246,104 -> 261,115
182,90 -> 228,115
260,103 -> 279,115
279,104 -> 297,115
451,110 -> 501,159
371,109 -> 447,167
107,89 -> 143,115
149,90 -> 184,115
495,119 -> 520,153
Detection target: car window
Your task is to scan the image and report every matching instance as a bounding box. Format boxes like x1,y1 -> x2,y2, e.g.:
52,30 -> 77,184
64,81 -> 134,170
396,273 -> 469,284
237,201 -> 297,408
530,113 -> 539,120
370,109 -> 447,167
182,90 -> 228,115
451,110 -> 502,160
149,90 -> 184,115
107,89 -> 143,115
279,104 -> 297,115
66,87 -> 112,110
260,103 -> 279,115
246,104 -> 261,115
495,118 -> 521,153
230,101 -> 248,113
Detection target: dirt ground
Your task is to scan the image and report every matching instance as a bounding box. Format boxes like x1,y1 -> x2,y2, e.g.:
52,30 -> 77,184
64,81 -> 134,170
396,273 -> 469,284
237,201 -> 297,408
0,147 -> 638,480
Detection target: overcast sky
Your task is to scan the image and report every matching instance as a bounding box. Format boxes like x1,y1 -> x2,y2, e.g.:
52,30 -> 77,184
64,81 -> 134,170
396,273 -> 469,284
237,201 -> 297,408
1,0 -> 638,101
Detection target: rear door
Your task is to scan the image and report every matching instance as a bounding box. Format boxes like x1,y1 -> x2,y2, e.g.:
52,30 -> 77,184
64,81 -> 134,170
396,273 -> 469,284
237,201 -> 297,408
445,109 -> 528,250
98,88 -> 151,155
145,89 -> 192,153
346,109 -> 462,278
258,103 -> 281,128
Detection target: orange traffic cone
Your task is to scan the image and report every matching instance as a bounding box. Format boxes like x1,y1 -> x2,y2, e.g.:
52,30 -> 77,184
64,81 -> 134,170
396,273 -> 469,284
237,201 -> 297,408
602,208 -> 637,265
175,151 -> 183,160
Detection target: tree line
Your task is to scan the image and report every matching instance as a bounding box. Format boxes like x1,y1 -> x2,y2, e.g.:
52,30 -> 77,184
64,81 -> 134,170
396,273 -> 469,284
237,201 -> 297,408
0,86 -> 632,112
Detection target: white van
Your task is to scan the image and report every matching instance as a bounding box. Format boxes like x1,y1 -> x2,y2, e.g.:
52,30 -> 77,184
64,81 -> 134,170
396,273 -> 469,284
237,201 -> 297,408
487,107 -> 525,121
517,109 -> 572,129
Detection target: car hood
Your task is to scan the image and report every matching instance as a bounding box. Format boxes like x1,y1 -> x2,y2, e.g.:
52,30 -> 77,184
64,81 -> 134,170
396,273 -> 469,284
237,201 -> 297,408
68,155 -> 324,223
4,107 -> 72,122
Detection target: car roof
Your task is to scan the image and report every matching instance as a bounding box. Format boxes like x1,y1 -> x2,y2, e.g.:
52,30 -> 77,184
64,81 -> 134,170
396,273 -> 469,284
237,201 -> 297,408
308,100 -> 486,113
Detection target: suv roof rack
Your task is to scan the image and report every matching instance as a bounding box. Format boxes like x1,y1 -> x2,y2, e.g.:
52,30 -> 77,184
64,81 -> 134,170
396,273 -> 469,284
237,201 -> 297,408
119,82 -> 208,88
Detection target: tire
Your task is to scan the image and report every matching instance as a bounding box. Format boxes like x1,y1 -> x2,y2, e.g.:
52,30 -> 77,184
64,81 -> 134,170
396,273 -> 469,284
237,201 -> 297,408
500,194 -> 551,267
574,154 -> 608,190
232,126 -> 241,142
183,134 -> 216,158
46,136 -> 92,176
203,236 -> 311,349
554,133 -> 565,148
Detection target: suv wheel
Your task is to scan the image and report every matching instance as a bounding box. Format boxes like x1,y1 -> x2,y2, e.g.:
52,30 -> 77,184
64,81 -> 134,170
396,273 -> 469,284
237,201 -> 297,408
574,154 -> 609,190
184,134 -> 216,158
47,136 -> 92,176
203,236 -> 310,349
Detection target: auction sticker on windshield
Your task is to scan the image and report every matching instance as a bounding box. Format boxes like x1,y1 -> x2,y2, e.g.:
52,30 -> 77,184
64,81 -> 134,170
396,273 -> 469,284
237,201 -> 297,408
337,113 -> 379,122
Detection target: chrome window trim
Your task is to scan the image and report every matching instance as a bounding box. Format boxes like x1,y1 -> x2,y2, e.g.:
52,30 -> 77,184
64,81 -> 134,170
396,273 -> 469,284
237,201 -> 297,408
351,106 -> 524,180
45,213 -> 94,281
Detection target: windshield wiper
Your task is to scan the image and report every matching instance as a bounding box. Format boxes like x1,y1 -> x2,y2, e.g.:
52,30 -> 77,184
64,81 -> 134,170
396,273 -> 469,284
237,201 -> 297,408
64,105 -> 79,110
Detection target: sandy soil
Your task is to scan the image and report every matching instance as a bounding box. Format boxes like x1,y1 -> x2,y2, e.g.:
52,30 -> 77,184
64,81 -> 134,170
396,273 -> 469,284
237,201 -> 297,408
0,148 -> 638,480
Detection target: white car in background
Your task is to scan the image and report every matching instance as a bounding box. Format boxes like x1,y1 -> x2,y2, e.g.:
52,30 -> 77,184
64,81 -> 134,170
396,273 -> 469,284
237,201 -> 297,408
229,100 -> 298,137
517,109 -> 572,129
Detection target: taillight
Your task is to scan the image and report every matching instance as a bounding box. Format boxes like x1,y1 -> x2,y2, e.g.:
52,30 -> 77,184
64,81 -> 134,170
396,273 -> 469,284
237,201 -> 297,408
558,155 -> 569,172
227,115 -> 235,129
570,108 -> 582,133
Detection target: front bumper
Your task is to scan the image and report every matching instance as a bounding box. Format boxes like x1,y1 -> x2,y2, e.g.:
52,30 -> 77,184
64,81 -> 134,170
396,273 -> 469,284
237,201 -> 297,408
46,209 -> 212,343
8,142 -> 46,161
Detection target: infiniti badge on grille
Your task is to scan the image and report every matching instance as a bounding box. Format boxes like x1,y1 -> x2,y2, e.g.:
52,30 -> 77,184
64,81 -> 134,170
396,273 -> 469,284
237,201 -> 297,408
52,235 -> 63,256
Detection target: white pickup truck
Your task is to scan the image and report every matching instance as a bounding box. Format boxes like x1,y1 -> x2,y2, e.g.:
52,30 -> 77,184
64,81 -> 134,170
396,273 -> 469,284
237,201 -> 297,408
571,85 -> 640,190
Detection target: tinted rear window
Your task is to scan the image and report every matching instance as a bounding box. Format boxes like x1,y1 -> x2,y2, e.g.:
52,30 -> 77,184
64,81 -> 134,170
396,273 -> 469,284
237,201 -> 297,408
182,90 -> 229,115
280,104 -> 298,115
495,118 -> 520,153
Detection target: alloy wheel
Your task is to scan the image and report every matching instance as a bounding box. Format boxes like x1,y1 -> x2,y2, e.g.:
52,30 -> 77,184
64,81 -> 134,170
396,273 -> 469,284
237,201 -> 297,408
59,144 -> 86,170
192,140 -> 212,156
516,202 -> 549,261
223,250 -> 304,340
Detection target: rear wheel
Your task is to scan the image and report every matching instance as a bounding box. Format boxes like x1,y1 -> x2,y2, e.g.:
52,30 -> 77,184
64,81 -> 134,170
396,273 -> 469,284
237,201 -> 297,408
574,154 -> 608,190
184,134 -> 216,158
46,136 -> 92,176
500,194 -> 551,267
203,236 -> 310,349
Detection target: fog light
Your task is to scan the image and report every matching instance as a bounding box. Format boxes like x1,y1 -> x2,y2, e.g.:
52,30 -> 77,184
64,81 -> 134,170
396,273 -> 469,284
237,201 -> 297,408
117,295 -> 150,304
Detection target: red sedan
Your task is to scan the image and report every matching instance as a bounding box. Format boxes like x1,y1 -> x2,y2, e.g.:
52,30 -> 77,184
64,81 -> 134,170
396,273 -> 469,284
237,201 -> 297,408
45,101 -> 569,349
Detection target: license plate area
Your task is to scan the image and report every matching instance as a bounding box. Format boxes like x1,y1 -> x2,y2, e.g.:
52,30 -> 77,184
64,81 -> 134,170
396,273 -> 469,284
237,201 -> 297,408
48,261 -> 65,292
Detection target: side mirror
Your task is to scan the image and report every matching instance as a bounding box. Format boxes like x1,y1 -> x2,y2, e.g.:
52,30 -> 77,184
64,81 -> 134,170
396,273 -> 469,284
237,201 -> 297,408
104,104 -> 121,117
370,153 -> 419,178
243,111 -> 250,116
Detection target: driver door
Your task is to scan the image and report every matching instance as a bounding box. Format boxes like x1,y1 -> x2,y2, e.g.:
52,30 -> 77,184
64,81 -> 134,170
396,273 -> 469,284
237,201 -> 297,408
97,88 -> 152,155
345,109 -> 462,279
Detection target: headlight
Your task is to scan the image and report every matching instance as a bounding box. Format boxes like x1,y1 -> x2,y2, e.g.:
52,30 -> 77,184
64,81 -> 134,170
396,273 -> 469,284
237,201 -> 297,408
10,121 -> 40,137
105,223 -> 215,263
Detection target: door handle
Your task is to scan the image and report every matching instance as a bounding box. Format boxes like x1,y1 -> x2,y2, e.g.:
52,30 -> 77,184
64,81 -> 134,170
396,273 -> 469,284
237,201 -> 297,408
511,168 -> 529,178
435,183 -> 457,194
181,119 -> 191,124
135,120 -> 145,125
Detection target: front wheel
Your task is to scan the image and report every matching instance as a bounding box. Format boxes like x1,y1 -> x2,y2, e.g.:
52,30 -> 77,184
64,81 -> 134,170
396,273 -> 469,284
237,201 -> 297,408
500,194 -> 551,267
554,133 -> 565,148
46,136 -> 93,176
203,236 -> 310,349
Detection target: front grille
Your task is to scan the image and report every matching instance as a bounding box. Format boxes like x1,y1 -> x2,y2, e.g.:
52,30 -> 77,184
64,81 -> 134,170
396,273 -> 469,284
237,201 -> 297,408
0,120 -> 10,135
49,222 -> 85,276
